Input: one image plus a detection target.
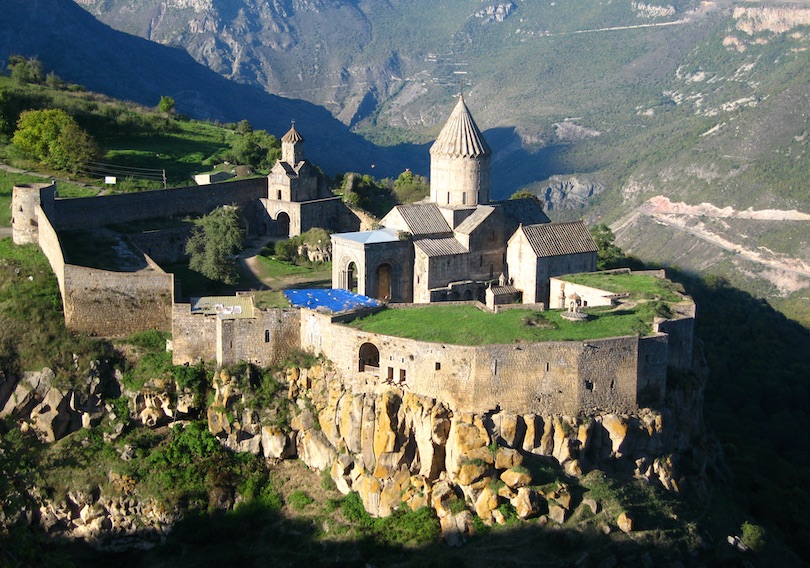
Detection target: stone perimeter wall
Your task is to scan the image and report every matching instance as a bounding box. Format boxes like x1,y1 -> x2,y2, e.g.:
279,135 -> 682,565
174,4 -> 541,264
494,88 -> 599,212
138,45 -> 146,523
300,309 -> 674,416
45,178 -> 267,231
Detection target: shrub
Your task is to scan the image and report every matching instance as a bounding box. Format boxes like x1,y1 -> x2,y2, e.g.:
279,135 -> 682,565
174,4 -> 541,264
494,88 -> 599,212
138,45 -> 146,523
741,521 -> 766,552
288,490 -> 314,510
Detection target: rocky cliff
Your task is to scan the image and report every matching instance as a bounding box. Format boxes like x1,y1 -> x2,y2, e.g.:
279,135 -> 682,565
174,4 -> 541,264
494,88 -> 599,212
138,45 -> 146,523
0,343 -> 712,549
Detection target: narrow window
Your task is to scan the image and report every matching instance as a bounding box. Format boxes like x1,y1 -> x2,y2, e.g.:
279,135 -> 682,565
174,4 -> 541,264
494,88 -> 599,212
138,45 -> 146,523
264,330 -> 270,343
400,369 -> 406,382
277,190 -> 282,199
435,362 -> 441,371
462,192 -> 467,205
447,192 -> 450,204
479,255 -> 483,267
584,380 -> 594,391
388,367 -> 394,381
545,362 -> 550,372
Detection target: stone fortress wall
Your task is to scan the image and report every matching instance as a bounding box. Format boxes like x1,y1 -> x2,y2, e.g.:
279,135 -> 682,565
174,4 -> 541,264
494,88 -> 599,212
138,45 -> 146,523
13,178 -> 272,337
299,308 -> 677,416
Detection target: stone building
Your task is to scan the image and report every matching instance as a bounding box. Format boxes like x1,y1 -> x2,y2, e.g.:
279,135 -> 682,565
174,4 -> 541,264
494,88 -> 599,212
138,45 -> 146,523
261,123 -> 346,237
331,96 -> 597,305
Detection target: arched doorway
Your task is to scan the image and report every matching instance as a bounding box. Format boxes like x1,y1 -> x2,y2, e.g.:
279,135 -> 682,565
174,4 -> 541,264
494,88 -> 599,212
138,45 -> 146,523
276,212 -> 291,238
347,261 -> 358,293
376,263 -> 392,301
463,289 -> 473,301
358,342 -> 380,373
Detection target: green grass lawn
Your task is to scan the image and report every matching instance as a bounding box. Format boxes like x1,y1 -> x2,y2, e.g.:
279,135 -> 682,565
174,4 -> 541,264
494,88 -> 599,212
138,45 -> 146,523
558,272 -> 685,302
348,304 -> 657,345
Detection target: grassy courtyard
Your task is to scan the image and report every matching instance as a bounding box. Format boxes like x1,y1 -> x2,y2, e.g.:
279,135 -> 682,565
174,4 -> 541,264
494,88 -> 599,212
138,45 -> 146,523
348,303 -> 663,345
558,271 -> 685,302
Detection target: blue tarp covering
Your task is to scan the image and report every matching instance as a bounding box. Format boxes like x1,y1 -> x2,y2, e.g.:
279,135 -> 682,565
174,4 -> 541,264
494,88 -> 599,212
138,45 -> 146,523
284,288 -> 380,313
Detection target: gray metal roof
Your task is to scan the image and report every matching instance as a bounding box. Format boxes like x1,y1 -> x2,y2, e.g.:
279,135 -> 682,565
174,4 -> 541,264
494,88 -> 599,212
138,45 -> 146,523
332,227 -> 400,245
430,96 -> 492,158
414,237 -> 469,257
454,206 -> 495,235
518,221 -> 598,258
393,203 -> 452,235
494,198 -> 551,227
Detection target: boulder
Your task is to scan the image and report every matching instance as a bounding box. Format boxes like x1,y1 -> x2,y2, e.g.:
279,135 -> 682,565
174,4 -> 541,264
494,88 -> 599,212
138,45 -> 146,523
457,461 -> 489,486
617,512 -> 634,533
474,486 -> 500,523
262,425 -> 294,459
513,487 -> 542,519
582,497 -> 599,515
31,388 -> 80,442
548,502 -> 568,524
500,468 -> 532,489
601,414 -> 629,457
298,430 -> 337,471
494,447 -> 523,470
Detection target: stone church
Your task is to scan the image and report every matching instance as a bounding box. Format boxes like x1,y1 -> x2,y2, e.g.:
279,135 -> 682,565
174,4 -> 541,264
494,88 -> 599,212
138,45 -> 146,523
331,96 -> 598,305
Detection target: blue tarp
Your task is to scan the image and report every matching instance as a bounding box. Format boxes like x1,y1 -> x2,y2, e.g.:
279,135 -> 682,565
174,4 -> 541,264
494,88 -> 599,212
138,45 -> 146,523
284,288 -> 380,313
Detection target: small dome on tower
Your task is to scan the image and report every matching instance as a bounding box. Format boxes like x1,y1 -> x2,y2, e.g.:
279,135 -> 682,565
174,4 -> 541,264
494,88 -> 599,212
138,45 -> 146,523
282,122 -> 304,144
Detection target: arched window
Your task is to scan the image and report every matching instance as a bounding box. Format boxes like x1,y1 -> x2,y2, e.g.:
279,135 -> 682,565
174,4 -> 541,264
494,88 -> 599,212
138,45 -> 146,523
358,343 -> 380,373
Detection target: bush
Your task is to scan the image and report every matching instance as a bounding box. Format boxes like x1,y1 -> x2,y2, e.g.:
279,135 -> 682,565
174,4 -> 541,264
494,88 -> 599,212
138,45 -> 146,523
288,490 -> 314,510
741,521 -> 766,552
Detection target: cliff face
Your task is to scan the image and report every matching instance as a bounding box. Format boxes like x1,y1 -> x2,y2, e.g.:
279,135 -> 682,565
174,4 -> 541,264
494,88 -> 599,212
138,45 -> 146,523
206,355 -> 711,535
1,345 -> 711,547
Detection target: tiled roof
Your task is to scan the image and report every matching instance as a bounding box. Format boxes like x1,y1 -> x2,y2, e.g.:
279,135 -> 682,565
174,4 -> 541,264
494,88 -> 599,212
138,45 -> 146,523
519,221 -> 598,258
395,203 -> 452,235
430,96 -> 492,158
414,237 -> 469,257
494,198 -> 551,227
281,124 -> 304,144
455,206 -> 495,235
490,285 -> 519,296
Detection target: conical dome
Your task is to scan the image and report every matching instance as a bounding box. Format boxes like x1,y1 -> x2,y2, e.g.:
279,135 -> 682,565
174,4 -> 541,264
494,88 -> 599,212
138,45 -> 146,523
429,97 -> 492,207
430,96 -> 491,158
282,123 -> 304,144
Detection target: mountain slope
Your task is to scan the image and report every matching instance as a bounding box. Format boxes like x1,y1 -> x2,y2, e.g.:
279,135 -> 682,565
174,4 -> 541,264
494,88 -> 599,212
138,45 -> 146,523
0,0 -> 420,176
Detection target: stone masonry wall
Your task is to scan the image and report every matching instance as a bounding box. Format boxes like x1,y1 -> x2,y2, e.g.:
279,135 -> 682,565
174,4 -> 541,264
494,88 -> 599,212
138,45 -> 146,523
35,204 -> 67,302
63,265 -> 173,336
49,178 -> 266,231
300,310 -> 659,415
217,309 -> 301,367
654,317 -> 695,371
171,304 -> 217,364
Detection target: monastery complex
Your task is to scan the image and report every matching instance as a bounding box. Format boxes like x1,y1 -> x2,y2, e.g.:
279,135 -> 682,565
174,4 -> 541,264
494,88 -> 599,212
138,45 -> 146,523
10,97 -> 696,417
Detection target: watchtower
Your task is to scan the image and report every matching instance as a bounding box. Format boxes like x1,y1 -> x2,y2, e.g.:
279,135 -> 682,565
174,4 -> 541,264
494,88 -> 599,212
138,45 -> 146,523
11,182 -> 54,245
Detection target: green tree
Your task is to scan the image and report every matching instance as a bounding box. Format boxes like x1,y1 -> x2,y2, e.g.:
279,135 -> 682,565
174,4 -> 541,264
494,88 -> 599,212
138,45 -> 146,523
228,129 -> 280,169
158,95 -> 176,115
590,223 -> 627,270
510,189 -> 537,200
7,55 -> 44,84
12,109 -> 100,172
393,170 -> 429,203
185,206 -> 245,285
